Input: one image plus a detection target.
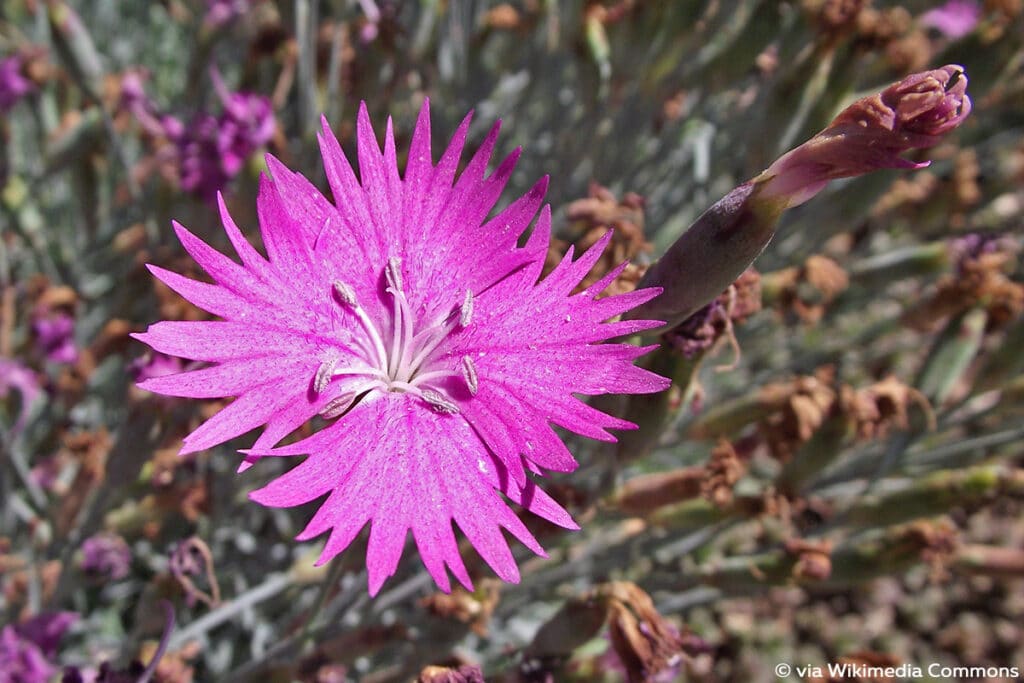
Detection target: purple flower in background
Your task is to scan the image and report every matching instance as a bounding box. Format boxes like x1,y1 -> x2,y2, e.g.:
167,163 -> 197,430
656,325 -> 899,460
920,0 -> 981,39
32,309 -> 78,365
211,70 -> 275,178
203,0 -> 251,31
120,69 -> 273,201
174,112 -> 230,201
129,351 -> 184,384
80,533 -> 132,581
0,612 -> 77,683
0,54 -> 34,112
172,75 -> 274,201
134,100 -> 669,594
1,358 -> 41,437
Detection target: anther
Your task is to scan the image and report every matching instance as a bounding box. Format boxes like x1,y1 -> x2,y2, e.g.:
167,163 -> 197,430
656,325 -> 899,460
313,356 -> 338,394
421,390 -> 459,414
320,391 -> 355,419
332,280 -> 357,306
386,257 -> 404,293
460,290 -> 474,327
461,356 -> 478,395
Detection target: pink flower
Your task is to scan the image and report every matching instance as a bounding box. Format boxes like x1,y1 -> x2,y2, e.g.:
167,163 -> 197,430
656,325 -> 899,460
80,532 -> 132,581
920,0 -> 981,39
121,70 -> 274,201
31,309 -> 78,365
133,101 -> 669,595
0,612 -> 77,683
0,54 -> 34,112
1,358 -> 41,437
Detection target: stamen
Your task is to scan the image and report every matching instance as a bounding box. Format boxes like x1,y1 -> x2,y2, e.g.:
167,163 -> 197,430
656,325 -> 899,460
344,295 -> 389,371
421,390 -> 460,414
460,290 -> 474,327
332,280 -> 357,306
385,257 -> 412,379
386,257 -> 404,292
313,356 -> 338,394
462,355 -> 478,395
320,392 -> 355,419
408,368 -> 460,386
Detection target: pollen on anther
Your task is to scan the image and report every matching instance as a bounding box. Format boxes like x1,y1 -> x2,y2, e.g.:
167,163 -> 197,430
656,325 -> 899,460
332,280 -> 357,306
313,357 -> 338,394
460,290 -> 474,327
320,392 -> 355,419
461,355 -> 478,395
422,390 -> 459,414
386,257 -> 404,292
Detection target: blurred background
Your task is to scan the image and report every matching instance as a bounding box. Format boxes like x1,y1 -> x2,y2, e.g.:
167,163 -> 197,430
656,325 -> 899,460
1,0 -> 1022,681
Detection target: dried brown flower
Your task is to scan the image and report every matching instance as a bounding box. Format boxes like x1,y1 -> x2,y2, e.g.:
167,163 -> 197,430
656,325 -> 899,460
601,582 -> 687,683
420,580 -> 501,637
547,182 -> 652,297
701,439 -> 746,508
56,429 -> 113,535
840,376 -> 933,440
614,468 -> 705,515
766,255 -> 849,323
903,237 -> 1023,331
785,538 -> 834,581
761,369 -> 838,461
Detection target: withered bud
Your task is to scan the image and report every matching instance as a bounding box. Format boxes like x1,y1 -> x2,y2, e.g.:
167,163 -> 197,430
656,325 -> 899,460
420,581 -> 500,637
701,439 -> 746,508
761,65 -> 971,208
785,538 -> 834,581
765,255 -> 849,324
602,582 -> 687,683
613,468 -> 705,515
665,268 -> 762,357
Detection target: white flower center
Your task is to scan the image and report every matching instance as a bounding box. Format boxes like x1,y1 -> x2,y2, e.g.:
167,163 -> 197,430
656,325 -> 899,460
312,257 -> 477,417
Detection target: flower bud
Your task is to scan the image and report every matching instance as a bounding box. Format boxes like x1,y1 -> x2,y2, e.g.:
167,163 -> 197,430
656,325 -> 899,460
759,65 -> 971,209
630,66 -> 971,334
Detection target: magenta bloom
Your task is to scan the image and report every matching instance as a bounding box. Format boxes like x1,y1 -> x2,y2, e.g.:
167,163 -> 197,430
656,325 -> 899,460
80,532 -> 132,581
133,101 -> 669,594
0,612 -> 77,683
31,310 -> 78,365
1,358 -> 41,437
0,54 -> 34,112
920,0 -> 981,39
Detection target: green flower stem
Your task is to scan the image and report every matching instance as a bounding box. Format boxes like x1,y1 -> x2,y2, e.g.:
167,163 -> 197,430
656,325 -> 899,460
615,347 -> 702,461
841,465 -> 1024,529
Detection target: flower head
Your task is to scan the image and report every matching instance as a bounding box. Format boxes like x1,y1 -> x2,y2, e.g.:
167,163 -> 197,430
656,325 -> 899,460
0,612 -> 77,683
120,70 -> 274,201
31,308 -> 78,365
919,0 -> 981,39
80,533 -> 132,581
134,101 -> 669,594
0,54 -> 35,112
1,358 -> 41,437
